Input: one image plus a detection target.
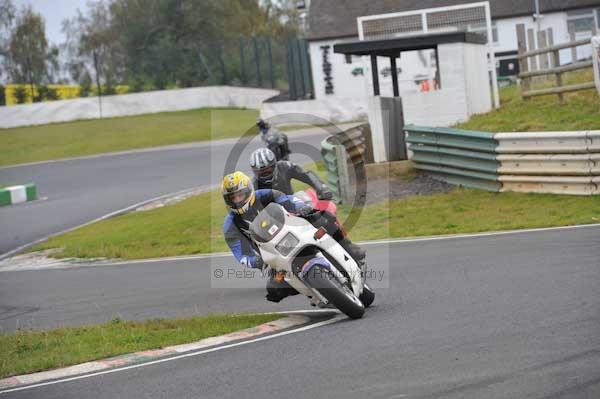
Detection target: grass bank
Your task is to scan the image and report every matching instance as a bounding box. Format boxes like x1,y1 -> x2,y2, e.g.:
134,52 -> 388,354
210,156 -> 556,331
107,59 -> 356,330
0,108 -> 258,167
33,186 -> 600,260
0,313 -> 281,379
456,69 -> 600,132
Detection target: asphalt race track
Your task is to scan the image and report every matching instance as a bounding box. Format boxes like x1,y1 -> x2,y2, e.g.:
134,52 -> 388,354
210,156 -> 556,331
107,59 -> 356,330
2,225 -> 599,398
0,128 -> 329,256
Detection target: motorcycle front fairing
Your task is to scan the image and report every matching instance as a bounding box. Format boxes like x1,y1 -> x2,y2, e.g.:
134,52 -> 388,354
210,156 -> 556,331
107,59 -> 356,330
250,203 -> 364,301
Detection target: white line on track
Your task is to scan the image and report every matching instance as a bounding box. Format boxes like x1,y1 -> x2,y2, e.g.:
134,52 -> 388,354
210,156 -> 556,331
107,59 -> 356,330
0,313 -> 345,395
358,222 -> 600,246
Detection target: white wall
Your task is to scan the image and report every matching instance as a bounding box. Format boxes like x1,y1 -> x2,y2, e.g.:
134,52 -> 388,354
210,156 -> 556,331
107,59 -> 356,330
309,39 -> 369,100
463,43 -> 493,115
0,86 -> 279,129
402,42 -> 491,127
309,38 -> 435,101
402,88 -> 469,126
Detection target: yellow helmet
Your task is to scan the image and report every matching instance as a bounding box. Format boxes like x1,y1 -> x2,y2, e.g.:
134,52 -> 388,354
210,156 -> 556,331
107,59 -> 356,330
221,171 -> 255,214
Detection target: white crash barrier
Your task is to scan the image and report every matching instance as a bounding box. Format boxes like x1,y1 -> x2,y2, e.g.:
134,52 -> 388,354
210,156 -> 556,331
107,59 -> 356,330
497,153 -> 600,175
496,131 -> 600,195
0,86 -> 279,128
260,97 -> 368,124
495,131 -> 593,154
499,175 -> 600,196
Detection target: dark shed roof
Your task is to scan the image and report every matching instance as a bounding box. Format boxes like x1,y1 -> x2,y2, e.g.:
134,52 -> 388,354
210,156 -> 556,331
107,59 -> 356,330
308,0 -> 600,40
333,31 -> 487,56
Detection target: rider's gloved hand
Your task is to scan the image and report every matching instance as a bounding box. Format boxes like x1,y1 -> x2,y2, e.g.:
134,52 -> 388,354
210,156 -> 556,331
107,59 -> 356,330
240,255 -> 262,269
317,187 -> 333,200
296,204 -> 314,218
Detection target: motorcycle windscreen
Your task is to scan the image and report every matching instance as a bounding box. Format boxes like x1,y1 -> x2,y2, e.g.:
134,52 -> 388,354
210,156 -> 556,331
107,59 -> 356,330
250,203 -> 286,243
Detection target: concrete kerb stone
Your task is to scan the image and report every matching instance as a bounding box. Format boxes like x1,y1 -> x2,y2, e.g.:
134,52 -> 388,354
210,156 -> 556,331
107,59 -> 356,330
0,314 -> 313,391
0,184 -> 37,207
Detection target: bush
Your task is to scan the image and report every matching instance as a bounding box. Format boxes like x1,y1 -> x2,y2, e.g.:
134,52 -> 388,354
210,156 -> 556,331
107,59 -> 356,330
34,86 -> 47,102
36,86 -> 60,102
0,85 -> 5,106
103,83 -> 117,95
45,86 -> 60,101
13,86 -> 27,104
79,73 -> 93,97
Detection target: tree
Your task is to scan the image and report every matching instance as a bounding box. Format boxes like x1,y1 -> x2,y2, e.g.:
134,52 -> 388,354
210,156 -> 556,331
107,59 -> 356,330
62,1 -> 123,94
0,0 -> 16,83
78,71 -> 92,97
61,0 -> 300,90
5,6 -> 57,99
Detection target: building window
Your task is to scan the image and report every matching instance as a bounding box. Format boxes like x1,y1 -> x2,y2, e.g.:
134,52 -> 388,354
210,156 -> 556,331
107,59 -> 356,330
468,21 -> 498,43
567,8 -> 599,34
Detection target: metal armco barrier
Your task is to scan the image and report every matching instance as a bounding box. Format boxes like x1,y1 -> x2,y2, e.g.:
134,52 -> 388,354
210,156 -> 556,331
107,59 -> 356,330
405,125 -> 502,192
321,124 -> 372,203
405,124 -> 600,195
497,154 -> 600,176
495,131 -> 598,154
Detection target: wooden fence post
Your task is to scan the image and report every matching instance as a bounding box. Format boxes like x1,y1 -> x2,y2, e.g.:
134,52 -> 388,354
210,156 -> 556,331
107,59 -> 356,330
516,24 -> 530,99
546,27 -> 563,103
516,33 -> 594,101
570,31 -> 577,62
537,30 -> 549,70
527,28 -> 538,71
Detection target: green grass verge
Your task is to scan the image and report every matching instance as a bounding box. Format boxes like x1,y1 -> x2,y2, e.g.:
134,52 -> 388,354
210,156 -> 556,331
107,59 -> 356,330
338,189 -> 600,241
0,108 -> 259,167
26,70 -> 600,259
456,69 -> 600,132
33,186 -> 600,260
0,313 -> 281,379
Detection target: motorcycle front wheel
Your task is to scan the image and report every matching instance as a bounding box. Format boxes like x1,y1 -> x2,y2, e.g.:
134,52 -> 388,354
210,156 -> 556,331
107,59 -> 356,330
304,265 -> 365,319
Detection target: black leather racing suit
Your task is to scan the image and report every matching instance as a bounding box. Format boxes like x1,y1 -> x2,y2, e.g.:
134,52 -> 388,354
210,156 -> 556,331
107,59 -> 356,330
260,128 -> 291,161
253,160 -> 329,198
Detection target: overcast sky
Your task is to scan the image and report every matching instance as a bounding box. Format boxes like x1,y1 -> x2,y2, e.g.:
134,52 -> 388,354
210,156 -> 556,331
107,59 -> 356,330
13,0 -> 89,45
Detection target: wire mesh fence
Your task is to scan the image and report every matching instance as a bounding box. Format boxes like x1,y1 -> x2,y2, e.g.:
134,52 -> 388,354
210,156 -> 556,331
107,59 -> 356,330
1,36 -> 313,106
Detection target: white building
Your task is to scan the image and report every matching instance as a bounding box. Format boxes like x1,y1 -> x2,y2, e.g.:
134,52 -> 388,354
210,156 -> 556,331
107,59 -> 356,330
307,0 -> 600,101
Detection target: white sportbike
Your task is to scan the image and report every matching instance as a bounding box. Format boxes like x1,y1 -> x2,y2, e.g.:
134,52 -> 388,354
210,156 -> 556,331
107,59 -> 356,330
250,202 -> 375,319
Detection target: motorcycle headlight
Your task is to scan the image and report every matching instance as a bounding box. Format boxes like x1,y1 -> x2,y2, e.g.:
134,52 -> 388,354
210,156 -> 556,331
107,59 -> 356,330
275,233 -> 299,256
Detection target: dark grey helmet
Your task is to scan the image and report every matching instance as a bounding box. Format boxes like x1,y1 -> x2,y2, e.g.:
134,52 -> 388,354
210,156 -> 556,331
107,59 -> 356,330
250,148 -> 276,173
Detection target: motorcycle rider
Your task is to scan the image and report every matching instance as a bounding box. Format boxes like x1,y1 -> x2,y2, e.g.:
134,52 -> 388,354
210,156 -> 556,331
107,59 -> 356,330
249,147 -> 333,200
222,171 -> 365,303
257,118 -> 291,161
